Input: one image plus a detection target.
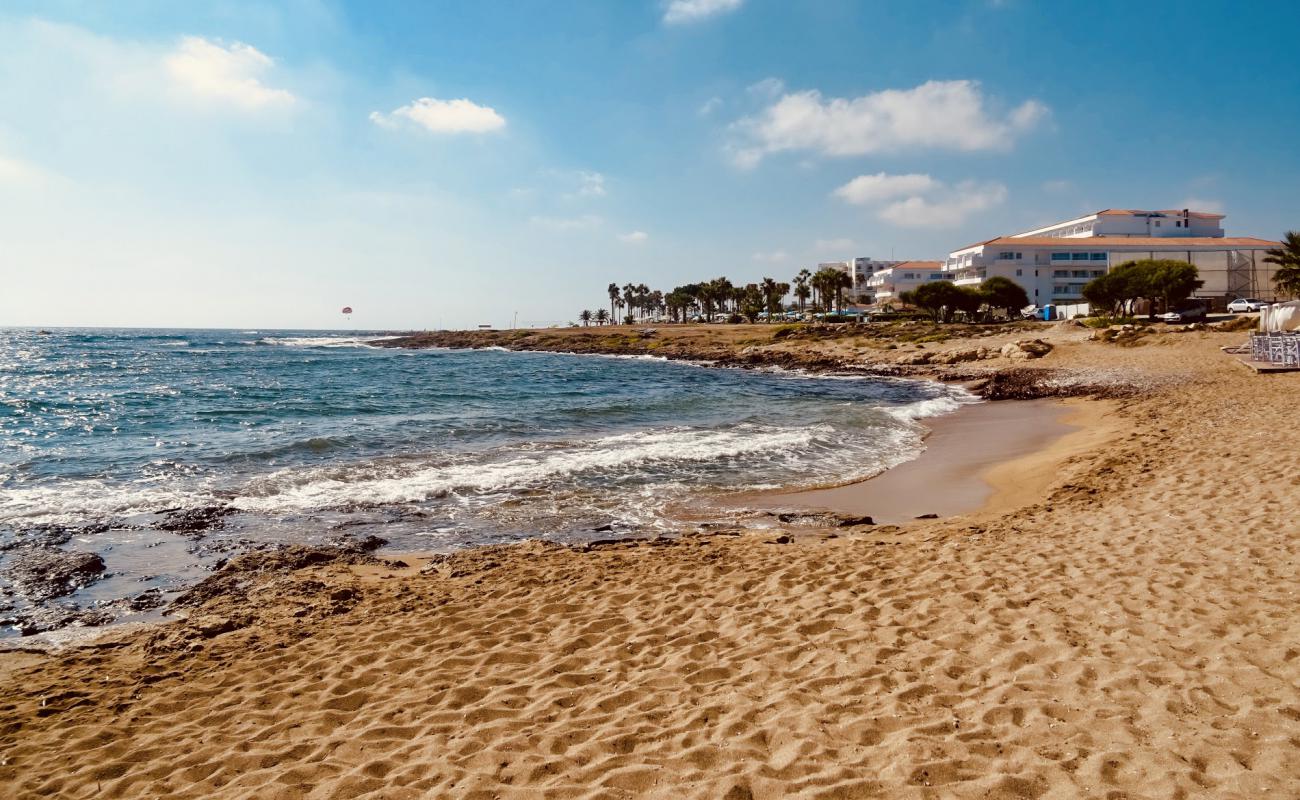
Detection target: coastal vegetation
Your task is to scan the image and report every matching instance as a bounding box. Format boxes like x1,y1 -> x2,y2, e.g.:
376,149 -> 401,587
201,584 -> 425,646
898,277 -> 1029,324
583,271 -> 1022,326
1082,259 -> 1203,317
1264,230 -> 1300,298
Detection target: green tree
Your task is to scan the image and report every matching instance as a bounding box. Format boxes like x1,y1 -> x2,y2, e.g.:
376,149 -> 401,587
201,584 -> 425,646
1144,260 -> 1204,313
901,281 -> 981,323
811,267 -> 851,314
979,276 -> 1030,318
1264,230 -> 1300,299
595,308 -> 609,326
739,284 -> 764,322
1082,271 -> 1125,316
607,283 -> 620,321
793,269 -> 812,312
578,309 -> 592,327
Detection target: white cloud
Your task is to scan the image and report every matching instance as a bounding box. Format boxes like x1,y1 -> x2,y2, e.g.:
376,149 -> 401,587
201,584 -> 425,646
751,249 -> 788,262
877,182 -> 1007,228
0,154 -> 54,186
730,79 -> 1047,167
530,214 -> 603,231
746,77 -> 785,98
698,96 -> 723,116
574,171 -> 606,197
164,36 -> 295,110
1179,197 -> 1225,215
619,230 -> 649,244
370,97 -> 506,134
814,237 -> 856,252
833,172 -> 1006,228
663,0 -> 744,25
834,172 -> 938,205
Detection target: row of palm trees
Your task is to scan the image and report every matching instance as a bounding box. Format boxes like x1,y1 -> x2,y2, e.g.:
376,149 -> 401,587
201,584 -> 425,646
579,267 -> 855,326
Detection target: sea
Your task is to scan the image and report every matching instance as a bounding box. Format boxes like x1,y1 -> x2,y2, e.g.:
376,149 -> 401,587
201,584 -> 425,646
0,328 -> 974,634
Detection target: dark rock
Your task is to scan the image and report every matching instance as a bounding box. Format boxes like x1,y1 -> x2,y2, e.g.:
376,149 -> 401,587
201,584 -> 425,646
326,533 -> 387,552
157,505 -> 235,534
126,588 -> 167,612
769,535 -> 793,544
2,604 -> 113,637
915,513 -> 939,519
2,547 -> 106,601
593,524 -> 615,532
170,541 -> 386,611
836,515 -> 875,527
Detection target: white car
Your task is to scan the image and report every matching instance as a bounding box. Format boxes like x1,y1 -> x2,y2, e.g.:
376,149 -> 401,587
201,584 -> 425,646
1226,298 -> 1267,313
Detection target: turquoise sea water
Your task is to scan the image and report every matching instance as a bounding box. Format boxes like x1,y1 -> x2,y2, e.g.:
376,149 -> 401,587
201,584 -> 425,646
0,328 -> 971,632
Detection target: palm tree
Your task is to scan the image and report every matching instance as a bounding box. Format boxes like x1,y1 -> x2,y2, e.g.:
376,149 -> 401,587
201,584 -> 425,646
1264,231 -> 1300,299
622,283 -> 636,323
579,309 -> 592,327
793,269 -> 812,312
595,308 -> 609,326
607,283 -> 620,320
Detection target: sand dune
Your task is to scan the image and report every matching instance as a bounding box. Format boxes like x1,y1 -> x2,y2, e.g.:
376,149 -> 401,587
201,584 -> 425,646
2,332 -> 1298,798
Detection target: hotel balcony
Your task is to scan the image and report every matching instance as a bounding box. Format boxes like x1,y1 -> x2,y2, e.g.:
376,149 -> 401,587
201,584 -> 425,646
951,268 -> 985,284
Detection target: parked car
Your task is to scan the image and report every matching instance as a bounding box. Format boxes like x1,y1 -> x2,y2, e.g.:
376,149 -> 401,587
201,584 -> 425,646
1158,303 -> 1208,324
1020,305 -> 1041,320
1226,297 -> 1268,313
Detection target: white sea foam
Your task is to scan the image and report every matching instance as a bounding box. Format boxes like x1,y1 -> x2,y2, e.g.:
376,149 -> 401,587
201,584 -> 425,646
882,386 -> 980,422
259,336 -> 398,348
233,424 -> 834,513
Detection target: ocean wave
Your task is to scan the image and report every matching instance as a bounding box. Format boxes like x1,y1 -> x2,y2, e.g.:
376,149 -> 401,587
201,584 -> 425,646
881,386 -> 980,422
233,424 -> 844,512
257,336 -> 398,348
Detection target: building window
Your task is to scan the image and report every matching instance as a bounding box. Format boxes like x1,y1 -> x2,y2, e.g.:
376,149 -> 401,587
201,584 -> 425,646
1154,220 -> 1161,227
1051,252 -> 1071,261
1071,253 -> 1090,261
1053,285 -> 1069,295
1053,270 -> 1069,277
903,273 -> 915,280
1092,270 -> 1104,277
1015,269 -> 1022,276
1090,252 -> 1107,261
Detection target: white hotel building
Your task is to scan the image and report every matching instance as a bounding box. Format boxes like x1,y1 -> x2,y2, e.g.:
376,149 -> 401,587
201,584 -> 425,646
863,261 -> 946,304
942,209 -> 1280,307
820,258 -> 906,302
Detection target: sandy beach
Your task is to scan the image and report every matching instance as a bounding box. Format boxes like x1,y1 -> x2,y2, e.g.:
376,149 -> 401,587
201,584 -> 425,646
738,398 -> 1116,524
2,328 -> 1298,799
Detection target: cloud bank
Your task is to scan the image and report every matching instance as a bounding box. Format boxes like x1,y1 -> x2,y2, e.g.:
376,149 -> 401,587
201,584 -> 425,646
371,97 -> 506,133
730,79 -> 1047,167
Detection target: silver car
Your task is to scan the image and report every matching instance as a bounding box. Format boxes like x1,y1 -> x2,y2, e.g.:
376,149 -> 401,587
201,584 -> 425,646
1226,298 -> 1267,313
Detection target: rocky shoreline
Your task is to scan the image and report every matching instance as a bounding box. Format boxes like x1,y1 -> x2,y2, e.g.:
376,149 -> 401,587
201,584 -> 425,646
376,323 -> 1169,400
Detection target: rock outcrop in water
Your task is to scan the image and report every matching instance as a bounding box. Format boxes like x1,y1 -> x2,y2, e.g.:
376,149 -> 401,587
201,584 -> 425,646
1,547 -> 106,602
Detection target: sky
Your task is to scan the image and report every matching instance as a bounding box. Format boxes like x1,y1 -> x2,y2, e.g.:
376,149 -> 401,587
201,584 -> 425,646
2,0 -> 1298,330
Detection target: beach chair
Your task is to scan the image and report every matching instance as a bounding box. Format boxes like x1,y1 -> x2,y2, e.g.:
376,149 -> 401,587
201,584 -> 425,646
1251,333 -> 1267,361
1284,335 -> 1300,368
1268,335 -> 1286,365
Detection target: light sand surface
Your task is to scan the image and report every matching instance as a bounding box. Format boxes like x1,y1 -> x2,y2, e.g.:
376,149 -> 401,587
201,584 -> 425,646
2,333 -> 1298,799
743,398 -> 1112,524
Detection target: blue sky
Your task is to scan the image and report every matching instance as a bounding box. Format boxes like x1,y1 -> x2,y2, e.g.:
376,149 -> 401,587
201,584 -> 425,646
2,0 -> 1298,329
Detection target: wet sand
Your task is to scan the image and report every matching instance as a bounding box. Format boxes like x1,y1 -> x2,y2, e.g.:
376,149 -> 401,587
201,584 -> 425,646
744,398 -> 1107,524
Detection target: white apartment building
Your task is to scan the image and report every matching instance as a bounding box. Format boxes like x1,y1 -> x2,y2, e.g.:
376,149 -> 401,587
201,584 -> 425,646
943,209 -> 1280,306
821,258 -> 906,302
864,261 -> 946,305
